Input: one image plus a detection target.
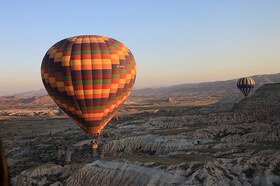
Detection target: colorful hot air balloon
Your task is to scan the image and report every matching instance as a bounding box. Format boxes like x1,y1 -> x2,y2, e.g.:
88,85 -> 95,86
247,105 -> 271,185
237,77 -> 255,97
41,35 -> 136,135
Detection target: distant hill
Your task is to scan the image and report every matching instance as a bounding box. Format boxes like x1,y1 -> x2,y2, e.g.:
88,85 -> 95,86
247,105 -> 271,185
235,83 -> 280,111
133,73 -> 280,96
7,73 -> 280,98
0,95 -> 54,109
12,89 -> 47,97
1,73 -> 279,109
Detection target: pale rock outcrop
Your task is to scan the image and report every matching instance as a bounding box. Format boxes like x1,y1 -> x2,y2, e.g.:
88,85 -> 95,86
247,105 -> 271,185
102,135 -> 214,156
11,164 -> 64,186
11,163 -> 83,186
66,160 -> 187,186
185,161 -> 242,186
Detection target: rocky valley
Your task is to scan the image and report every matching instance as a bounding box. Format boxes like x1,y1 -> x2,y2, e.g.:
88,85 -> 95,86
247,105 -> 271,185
0,80 -> 280,186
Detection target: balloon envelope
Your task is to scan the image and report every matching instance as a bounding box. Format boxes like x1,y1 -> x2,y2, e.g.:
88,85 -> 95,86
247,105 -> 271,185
41,35 -> 136,134
237,77 -> 255,97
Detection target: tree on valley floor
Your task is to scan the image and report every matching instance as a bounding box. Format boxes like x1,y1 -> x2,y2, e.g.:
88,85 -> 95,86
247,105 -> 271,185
0,138 -> 9,186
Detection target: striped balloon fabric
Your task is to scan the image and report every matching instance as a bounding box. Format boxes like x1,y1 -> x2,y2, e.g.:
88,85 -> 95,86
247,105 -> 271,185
237,77 -> 255,97
41,35 -> 136,134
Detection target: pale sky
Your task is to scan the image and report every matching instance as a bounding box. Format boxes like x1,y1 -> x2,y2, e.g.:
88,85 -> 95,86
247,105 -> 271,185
0,1 -> 280,95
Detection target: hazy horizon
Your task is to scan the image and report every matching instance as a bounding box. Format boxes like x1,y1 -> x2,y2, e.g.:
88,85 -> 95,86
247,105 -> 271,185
1,1 -> 280,96
2,72 -> 280,97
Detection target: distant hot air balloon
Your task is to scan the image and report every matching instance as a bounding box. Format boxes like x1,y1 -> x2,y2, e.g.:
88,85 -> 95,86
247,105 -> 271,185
41,35 -> 136,138
237,77 -> 255,97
